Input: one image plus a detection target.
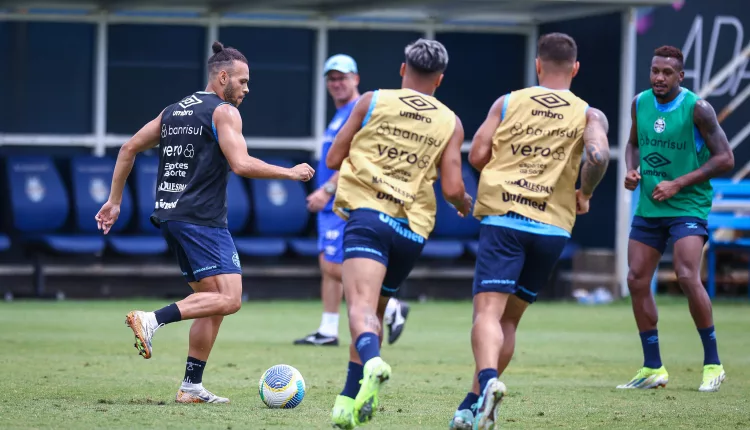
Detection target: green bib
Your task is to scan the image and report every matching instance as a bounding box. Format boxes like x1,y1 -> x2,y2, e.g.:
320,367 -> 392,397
635,88 -> 712,219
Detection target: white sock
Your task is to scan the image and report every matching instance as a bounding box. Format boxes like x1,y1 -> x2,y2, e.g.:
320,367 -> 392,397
181,382 -> 203,391
318,312 -> 339,337
146,312 -> 159,329
384,298 -> 399,326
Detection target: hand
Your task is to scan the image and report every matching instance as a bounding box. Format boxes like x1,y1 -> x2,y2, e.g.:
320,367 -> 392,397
289,163 -> 315,182
652,180 -> 681,202
576,189 -> 591,215
306,187 -> 332,213
454,192 -> 474,218
95,200 -> 121,235
624,169 -> 641,191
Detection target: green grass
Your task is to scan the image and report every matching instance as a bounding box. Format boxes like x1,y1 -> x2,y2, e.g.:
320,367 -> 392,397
1,297 -> 749,429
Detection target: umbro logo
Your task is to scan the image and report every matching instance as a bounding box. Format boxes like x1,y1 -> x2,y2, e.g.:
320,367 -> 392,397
643,153 -> 671,169
179,95 -> 203,109
530,93 -> 570,109
399,95 -> 437,112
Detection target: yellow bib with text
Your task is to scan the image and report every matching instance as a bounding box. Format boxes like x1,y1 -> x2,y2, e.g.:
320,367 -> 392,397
333,88 -> 456,238
473,87 -> 588,233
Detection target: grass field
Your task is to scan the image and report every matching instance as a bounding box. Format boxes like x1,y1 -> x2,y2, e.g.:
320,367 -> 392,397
1,297 -> 749,429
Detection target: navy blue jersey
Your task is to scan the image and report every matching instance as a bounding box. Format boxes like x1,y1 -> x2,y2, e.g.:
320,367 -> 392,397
151,91 -> 232,228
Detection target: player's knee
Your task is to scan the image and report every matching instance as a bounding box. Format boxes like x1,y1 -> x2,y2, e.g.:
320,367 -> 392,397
627,268 -> 652,289
222,294 -> 242,315
675,270 -> 700,288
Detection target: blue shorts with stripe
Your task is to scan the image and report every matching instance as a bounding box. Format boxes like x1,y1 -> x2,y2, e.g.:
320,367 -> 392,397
342,209 -> 426,297
629,215 -> 708,255
473,213 -> 569,303
161,220 -> 242,283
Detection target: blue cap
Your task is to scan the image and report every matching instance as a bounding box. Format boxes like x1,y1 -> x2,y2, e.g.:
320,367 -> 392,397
323,54 -> 358,75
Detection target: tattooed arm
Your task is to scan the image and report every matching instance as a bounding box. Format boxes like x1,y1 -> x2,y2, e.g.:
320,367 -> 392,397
580,107 -> 611,198
677,100 -> 734,186
652,100 -> 734,201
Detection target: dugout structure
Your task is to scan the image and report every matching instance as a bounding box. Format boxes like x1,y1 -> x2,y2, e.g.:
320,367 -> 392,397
0,0 -> 674,297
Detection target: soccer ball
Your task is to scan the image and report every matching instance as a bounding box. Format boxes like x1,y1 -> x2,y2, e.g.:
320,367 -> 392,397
258,364 -> 306,409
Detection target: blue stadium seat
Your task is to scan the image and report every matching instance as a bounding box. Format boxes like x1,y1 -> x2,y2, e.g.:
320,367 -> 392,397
106,156 -> 168,255
706,178 -> 750,299
5,155 -> 104,253
227,172 -> 250,233
234,159 -> 309,257
70,156 -> 133,235
423,164 -> 480,259
0,234 -> 10,252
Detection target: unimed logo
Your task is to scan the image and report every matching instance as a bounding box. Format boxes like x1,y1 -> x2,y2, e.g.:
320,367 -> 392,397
502,192 -> 547,212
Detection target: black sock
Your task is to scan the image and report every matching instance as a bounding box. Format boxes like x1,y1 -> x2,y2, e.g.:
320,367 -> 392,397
183,356 -> 206,385
154,303 -> 182,326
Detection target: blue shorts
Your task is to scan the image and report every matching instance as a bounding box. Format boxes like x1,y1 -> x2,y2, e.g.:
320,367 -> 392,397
629,215 -> 708,254
343,209 -> 426,297
473,224 -> 568,303
317,211 -> 346,264
161,220 -> 242,283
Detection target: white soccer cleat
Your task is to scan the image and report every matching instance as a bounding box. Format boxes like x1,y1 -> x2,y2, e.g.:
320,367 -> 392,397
698,364 -> 726,392
449,408 -> 475,430
473,378 -> 507,430
176,386 -> 230,404
125,310 -> 160,359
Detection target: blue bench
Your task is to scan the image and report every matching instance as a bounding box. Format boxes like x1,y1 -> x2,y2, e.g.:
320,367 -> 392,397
6,156 -> 106,254
106,156 -> 168,255
234,159 -> 312,258
706,178 -> 750,298
424,164 -> 480,259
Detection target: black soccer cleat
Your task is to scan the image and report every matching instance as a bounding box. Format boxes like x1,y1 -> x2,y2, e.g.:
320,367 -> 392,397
293,331 -> 339,346
387,301 -> 410,345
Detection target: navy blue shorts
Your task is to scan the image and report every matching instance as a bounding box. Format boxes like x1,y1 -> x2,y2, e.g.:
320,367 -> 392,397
473,224 -> 568,303
342,209 -> 426,297
629,215 -> 708,254
161,220 -> 242,283
317,211 -> 346,264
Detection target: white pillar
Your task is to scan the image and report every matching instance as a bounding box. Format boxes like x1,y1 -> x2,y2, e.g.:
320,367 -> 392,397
312,21 -> 328,158
93,12 -> 108,157
525,26 -> 539,87
616,8 -> 638,297
206,13 -> 219,86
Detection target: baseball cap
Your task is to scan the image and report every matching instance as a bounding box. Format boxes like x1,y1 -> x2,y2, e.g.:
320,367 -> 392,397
323,54 -> 358,75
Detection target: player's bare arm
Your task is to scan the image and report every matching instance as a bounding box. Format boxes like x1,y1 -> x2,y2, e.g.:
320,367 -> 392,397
652,100 -> 734,201
214,104 -> 314,181
326,91 -> 373,170
624,96 -> 641,191
440,115 -> 472,217
468,95 -> 504,171
580,107 -> 610,197
95,110 -> 163,234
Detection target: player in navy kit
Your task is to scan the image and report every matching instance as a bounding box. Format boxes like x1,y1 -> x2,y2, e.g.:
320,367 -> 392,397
294,54 -> 411,347
95,41 -> 314,403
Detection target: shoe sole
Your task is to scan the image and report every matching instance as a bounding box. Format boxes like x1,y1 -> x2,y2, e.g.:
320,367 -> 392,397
450,417 -> 473,430
175,391 -> 230,404
388,304 -> 410,345
293,340 -> 339,346
476,381 -> 506,430
354,362 -> 391,425
125,311 -> 151,359
616,376 -> 668,390
698,372 -> 726,392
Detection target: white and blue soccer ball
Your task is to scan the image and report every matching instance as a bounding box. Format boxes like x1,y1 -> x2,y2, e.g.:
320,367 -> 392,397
258,364 -> 306,409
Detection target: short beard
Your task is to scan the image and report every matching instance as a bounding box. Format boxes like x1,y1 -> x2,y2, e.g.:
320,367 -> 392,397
223,80 -> 237,107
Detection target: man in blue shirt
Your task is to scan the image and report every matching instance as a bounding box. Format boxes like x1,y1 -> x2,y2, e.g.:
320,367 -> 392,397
294,54 -> 410,347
